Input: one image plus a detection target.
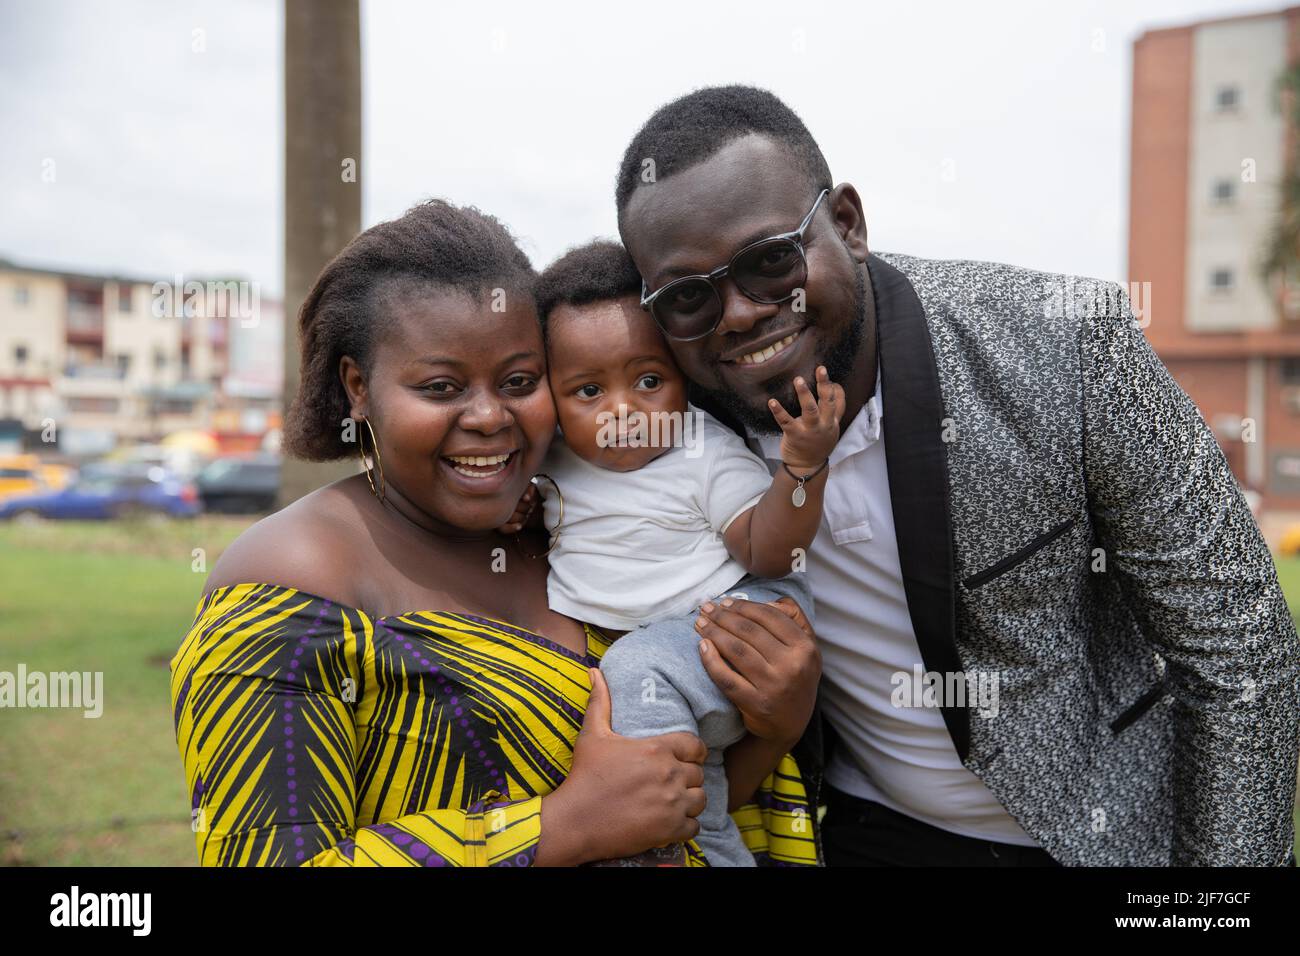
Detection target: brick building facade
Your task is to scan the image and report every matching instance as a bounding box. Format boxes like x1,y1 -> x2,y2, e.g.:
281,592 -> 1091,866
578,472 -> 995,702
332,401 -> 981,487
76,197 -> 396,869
1130,7 -> 1300,508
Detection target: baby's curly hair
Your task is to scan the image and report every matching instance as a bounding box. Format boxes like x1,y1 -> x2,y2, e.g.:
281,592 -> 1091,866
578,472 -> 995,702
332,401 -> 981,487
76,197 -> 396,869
533,239 -> 642,345
282,199 -> 536,461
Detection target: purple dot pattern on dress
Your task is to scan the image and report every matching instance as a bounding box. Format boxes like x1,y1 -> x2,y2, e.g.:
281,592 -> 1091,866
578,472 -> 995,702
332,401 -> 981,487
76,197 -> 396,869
289,597 -> 332,860
182,588 -> 774,872
367,822 -> 451,867
275,605 -> 605,868
376,616 -> 511,792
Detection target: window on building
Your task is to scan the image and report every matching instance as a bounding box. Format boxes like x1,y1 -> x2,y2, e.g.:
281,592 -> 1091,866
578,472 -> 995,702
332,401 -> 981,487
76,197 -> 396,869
13,284 -> 29,306
116,353 -> 131,377
66,396 -> 120,414
117,285 -> 132,313
1212,179 -> 1235,203
1282,358 -> 1300,386
1210,268 -> 1234,292
154,348 -> 167,370
1215,85 -> 1240,111
14,344 -> 28,366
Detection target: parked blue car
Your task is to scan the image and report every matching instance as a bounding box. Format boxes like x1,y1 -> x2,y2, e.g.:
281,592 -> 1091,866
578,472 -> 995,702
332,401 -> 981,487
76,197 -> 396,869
0,464 -> 201,520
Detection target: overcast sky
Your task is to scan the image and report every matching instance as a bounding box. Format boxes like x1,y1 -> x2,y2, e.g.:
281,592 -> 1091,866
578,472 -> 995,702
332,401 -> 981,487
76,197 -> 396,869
0,0 -> 1282,298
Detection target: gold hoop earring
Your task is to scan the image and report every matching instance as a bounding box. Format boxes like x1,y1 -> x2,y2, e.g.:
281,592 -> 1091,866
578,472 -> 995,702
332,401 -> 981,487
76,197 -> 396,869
516,473 -> 563,558
359,418 -> 386,503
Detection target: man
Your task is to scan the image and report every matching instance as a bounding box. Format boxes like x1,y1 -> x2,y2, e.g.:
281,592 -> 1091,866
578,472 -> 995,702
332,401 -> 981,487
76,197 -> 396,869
614,84 -> 1300,866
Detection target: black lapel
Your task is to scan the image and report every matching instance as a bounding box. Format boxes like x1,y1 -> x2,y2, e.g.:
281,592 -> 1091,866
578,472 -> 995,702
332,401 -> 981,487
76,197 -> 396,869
870,254 -> 968,762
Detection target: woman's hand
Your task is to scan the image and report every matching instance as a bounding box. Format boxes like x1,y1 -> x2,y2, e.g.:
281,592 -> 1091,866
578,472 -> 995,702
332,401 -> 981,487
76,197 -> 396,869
695,596 -> 820,748
536,668 -> 708,865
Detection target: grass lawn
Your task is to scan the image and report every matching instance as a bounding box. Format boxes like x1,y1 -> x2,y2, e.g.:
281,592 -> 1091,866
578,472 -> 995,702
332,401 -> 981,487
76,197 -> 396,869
0,516 -> 252,866
1275,557 -> 1300,622
1,519 -> 1298,865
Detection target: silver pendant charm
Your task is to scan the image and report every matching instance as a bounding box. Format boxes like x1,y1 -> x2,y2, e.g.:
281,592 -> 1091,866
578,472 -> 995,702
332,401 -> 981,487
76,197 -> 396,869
792,483 -> 807,508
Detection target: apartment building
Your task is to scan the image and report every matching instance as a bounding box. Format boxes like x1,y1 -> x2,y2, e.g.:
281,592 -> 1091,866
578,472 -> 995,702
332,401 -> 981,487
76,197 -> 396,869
1129,7 -> 1300,509
0,259 -> 280,457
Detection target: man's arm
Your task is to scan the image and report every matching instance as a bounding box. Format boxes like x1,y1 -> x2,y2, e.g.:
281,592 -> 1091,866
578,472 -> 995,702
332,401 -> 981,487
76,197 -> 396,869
1080,280 -> 1300,865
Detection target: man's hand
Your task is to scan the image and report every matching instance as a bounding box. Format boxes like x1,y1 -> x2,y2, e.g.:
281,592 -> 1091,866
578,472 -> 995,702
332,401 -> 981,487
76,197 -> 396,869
767,365 -> 845,470
694,596 -> 820,746
769,593 -> 814,638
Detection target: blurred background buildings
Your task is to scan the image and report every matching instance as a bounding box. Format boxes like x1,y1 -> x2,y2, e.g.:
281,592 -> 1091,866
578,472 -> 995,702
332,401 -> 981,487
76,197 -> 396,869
0,259 -> 281,457
1130,6 -> 1300,512
3,0 -> 1300,529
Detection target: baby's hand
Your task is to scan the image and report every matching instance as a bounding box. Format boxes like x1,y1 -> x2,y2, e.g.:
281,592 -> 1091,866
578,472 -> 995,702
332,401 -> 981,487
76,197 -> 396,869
767,365 -> 844,469
498,481 -> 541,535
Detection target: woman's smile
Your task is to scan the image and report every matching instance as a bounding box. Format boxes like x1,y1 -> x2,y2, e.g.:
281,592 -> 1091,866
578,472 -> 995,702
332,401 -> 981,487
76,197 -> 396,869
439,446 -> 522,493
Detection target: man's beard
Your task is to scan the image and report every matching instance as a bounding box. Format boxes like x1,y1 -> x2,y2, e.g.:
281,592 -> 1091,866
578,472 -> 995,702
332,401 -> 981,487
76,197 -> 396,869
694,266 -> 868,435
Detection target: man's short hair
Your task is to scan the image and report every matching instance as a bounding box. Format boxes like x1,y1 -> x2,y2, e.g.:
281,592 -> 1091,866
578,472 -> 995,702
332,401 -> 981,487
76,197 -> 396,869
615,85 -> 833,229
534,239 -> 642,341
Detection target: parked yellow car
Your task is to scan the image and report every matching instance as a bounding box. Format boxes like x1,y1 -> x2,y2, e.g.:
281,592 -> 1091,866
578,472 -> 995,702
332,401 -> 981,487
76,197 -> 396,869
37,462 -> 73,491
0,454 -> 46,503
1279,523 -> 1300,558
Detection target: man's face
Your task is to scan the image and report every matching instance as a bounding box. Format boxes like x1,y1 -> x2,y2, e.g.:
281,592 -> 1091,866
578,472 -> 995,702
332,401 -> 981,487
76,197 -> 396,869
620,133 -> 870,434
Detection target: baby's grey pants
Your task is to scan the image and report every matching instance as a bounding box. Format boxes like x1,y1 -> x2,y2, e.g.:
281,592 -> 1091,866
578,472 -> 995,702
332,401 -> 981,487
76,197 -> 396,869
597,572 -> 814,867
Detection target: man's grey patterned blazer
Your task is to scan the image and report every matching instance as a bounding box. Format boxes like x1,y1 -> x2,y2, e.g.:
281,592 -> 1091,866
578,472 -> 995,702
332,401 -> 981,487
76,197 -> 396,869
774,252 -> 1300,867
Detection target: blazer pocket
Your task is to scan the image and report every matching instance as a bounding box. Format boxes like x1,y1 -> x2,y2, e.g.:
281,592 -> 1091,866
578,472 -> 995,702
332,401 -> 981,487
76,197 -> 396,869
1109,681 -> 1166,735
962,517 -> 1077,590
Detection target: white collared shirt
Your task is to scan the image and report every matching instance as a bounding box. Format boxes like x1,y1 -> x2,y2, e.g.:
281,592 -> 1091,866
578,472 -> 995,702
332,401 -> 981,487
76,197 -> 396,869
749,376 -> 1040,846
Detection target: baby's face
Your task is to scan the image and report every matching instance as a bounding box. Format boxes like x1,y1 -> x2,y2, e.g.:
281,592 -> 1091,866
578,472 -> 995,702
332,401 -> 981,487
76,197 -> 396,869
546,295 -> 689,472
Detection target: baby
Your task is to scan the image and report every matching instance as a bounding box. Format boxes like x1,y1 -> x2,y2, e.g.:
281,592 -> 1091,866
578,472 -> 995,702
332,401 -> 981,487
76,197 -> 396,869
511,240 -> 841,866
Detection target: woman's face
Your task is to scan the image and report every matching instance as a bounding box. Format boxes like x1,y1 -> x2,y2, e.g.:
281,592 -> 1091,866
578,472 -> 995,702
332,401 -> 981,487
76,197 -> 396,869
343,281 -> 555,534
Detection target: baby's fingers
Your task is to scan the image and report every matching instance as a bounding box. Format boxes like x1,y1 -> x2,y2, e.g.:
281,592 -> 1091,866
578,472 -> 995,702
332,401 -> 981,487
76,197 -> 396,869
794,375 -> 819,418
814,367 -> 842,419
814,366 -> 833,410
768,397 -> 796,430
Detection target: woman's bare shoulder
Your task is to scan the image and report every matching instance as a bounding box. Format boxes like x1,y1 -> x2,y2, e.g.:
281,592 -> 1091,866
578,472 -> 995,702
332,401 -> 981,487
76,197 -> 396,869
204,476 -> 370,604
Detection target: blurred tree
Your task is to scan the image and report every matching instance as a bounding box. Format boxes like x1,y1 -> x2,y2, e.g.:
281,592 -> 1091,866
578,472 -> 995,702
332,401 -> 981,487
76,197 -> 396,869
1263,62 -> 1300,318
280,0 -> 362,507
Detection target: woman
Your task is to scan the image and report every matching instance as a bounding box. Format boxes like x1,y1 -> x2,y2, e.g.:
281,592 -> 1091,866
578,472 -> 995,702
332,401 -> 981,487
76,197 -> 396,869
169,198 -> 821,866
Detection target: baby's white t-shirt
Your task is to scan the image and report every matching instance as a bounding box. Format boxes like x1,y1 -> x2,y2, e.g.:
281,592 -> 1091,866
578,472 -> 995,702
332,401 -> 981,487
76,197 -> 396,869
540,404 -> 774,630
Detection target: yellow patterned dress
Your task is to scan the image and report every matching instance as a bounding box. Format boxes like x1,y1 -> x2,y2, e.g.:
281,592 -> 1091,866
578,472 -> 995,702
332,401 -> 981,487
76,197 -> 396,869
170,583 -> 819,866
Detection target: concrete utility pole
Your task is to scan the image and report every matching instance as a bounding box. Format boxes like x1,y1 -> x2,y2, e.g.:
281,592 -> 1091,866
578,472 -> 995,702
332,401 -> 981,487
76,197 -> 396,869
279,0 -> 363,507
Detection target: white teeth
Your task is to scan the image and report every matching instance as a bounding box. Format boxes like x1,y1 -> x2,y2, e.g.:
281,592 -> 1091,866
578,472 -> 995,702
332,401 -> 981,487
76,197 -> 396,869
447,452 -> 511,477
737,332 -> 798,366
447,454 -> 510,466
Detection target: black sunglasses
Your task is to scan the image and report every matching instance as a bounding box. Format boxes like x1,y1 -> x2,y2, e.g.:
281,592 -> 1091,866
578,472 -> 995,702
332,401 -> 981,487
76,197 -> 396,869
640,188 -> 830,341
